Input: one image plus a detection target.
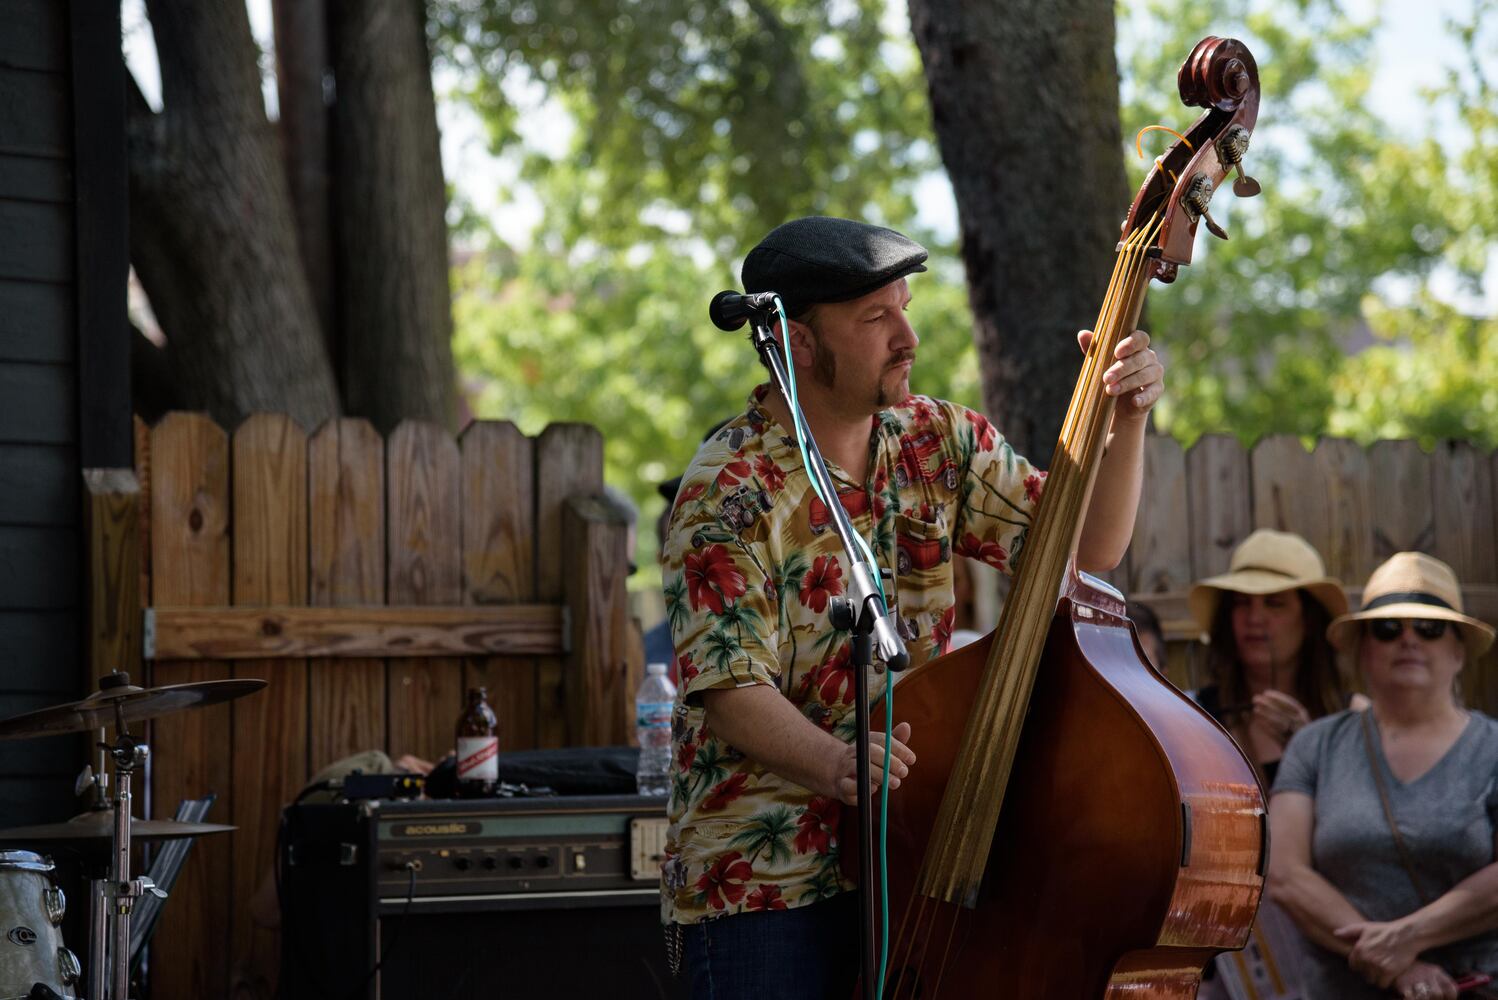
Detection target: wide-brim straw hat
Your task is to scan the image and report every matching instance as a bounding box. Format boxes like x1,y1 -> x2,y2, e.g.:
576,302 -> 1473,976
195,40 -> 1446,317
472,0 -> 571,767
1327,551 -> 1495,657
1188,529 -> 1349,637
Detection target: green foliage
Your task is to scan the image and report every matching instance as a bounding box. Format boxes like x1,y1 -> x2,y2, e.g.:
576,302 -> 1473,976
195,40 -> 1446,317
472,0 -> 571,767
445,0 -> 1498,600
1328,294 -> 1498,443
441,0 -> 982,581
1120,0 -> 1498,447
430,0 -> 937,253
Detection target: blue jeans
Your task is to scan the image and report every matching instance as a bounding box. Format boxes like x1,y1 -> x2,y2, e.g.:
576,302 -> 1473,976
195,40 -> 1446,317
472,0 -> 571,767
683,891 -> 860,1000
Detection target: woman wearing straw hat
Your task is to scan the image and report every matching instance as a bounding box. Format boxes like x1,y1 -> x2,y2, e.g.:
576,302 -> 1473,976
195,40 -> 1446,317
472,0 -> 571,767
1188,528 -> 1352,785
1189,529 -> 1351,1000
1270,552 -> 1498,1000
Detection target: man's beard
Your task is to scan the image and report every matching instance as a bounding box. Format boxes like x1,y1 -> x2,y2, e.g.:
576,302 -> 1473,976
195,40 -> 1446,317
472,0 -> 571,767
808,335 -> 914,408
877,352 -> 916,407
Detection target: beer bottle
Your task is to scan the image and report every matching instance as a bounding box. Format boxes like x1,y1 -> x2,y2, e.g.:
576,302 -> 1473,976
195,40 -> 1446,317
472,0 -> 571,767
454,687 -> 498,798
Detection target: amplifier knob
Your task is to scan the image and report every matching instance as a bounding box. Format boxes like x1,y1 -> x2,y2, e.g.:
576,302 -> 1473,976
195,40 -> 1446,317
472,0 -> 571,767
535,855 -> 551,870
453,857 -> 471,871
507,856 -> 524,871
482,856 -> 498,871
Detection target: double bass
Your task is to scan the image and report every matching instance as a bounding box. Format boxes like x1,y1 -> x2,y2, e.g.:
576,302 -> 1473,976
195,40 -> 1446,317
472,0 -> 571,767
841,37 -> 1267,998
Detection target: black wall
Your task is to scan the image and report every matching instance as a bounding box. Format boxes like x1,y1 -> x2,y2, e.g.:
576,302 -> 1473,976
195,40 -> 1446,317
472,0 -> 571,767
0,0 -> 127,825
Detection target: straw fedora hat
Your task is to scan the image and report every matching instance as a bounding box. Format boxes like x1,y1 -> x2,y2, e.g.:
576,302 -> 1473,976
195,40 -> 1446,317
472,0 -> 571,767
1327,551 -> 1495,657
1188,529 -> 1349,636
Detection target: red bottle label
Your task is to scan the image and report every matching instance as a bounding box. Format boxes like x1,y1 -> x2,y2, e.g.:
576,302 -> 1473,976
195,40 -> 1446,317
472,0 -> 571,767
456,737 -> 499,781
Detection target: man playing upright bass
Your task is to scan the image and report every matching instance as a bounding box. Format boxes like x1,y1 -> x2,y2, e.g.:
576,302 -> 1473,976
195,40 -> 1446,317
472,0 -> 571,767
660,215 -> 1164,998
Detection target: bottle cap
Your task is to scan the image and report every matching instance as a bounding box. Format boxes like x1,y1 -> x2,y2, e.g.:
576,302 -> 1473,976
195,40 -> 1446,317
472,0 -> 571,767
646,661 -> 668,676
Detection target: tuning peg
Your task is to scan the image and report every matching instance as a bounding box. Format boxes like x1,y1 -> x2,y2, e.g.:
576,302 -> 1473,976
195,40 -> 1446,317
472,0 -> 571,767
1216,124 -> 1260,197
1201,209 -> 1229,240
1181,172 -> 1229,240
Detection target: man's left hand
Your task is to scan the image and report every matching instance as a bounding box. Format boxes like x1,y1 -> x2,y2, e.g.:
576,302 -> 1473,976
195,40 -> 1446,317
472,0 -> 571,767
1077,328 -> 1163,418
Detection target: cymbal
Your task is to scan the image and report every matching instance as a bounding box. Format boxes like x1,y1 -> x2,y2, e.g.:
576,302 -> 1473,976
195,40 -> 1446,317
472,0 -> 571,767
0,811 -> 235,843
0,677 -> 267,740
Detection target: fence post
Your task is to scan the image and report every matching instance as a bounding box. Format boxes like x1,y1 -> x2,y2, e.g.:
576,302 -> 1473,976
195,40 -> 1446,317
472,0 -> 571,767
561,495 -> 636,746
83,468 -> 141,691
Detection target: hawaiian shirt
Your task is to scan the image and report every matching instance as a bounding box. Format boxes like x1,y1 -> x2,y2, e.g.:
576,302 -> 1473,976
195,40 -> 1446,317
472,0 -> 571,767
659,385 -> 1045,925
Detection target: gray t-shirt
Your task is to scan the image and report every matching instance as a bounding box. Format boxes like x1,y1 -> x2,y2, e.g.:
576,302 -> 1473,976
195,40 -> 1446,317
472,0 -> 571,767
1273,709 -> 1498,999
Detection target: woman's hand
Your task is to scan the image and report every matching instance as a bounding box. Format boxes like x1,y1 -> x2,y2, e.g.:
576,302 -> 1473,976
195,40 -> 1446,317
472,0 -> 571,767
1336,919 -> 1422,988
1253,689 -> 1313,748
1392,961 -> 1458,1000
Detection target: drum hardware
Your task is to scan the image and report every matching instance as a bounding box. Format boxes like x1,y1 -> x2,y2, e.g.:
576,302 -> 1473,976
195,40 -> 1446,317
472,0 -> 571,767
91,728 -> 165,1000
0,674 -> 266,740
0,672 -> 265,999
0,851 -> 80,1000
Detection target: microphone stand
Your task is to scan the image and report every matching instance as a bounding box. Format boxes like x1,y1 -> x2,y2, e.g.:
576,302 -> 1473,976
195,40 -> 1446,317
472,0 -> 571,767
744,312 -> 909,1000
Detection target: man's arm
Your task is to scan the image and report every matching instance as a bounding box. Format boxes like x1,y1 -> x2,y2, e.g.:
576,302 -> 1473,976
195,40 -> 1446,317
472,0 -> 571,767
1075,329 -> 1161,572
701,684 -> 914,805
1077,409 -> 1146,572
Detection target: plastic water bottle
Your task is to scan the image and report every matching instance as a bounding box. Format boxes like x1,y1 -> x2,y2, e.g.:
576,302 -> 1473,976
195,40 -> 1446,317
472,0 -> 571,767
635,662 -> 676,797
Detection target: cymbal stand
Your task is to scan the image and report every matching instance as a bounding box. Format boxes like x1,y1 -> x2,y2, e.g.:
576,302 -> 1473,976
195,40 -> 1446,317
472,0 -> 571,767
96,704 -> 165,1000
85,727 -> 111,1000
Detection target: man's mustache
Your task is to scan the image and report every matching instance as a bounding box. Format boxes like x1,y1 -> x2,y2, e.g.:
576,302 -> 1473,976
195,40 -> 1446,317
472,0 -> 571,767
887,351 -> 916,369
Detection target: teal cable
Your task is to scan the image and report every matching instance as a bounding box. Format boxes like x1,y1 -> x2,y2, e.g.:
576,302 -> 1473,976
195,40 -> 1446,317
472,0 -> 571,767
772,300 -> 885,604
771,298 -> 894,998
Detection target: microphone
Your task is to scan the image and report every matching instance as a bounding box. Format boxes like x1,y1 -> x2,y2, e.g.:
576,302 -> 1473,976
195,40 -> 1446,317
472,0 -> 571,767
709,290 -> 780,331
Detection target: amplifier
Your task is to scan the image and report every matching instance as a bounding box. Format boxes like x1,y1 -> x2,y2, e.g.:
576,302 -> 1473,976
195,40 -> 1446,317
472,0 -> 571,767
278,795 -> 686,999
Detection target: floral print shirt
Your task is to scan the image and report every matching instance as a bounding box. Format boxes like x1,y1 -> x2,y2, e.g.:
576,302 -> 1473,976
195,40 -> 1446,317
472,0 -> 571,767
660,385 -> 1044,924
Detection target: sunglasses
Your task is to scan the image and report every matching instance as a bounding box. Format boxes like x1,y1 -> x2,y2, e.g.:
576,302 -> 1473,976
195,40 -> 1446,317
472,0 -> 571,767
1366,618 -> 1456,643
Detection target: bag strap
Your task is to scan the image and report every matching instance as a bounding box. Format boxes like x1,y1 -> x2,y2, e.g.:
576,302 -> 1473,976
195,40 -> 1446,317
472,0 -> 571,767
1360,708 -> 1433,906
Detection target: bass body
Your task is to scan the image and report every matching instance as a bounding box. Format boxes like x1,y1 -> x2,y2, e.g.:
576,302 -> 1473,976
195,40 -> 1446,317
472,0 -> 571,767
846,572 -> 1265,998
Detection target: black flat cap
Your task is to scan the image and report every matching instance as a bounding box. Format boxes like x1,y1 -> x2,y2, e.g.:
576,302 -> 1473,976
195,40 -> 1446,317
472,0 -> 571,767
742,216 -> 928,317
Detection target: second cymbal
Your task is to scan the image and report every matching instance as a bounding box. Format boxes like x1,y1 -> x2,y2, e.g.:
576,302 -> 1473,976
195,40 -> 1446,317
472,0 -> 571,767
0,811 -> 235,844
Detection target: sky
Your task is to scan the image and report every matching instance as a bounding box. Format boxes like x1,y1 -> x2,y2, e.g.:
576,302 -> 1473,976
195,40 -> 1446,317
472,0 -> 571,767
121,0 -> 1493,307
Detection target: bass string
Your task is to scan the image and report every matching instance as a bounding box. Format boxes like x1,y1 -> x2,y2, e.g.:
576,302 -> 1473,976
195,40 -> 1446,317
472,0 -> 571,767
928,904 -> 965,1000
1066,214 -> 1161,460
1051,218 -> 1159,530
885,881 -> 928,999
1065,214 -> 1158,441
1057,226 -> 1137,446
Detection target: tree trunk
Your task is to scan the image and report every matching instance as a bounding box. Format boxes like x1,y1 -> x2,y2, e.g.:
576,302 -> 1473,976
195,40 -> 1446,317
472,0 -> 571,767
127,0 -> 339,431
330,0 -> 456,432
907,0 -> 1130,462
272,0 -> 335,355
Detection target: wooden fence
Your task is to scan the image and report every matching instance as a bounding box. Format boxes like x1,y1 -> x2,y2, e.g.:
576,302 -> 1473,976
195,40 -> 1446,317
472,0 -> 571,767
82,422 -> 1498,995
1110,434 -> 1498,710
85,412 -> 642,1000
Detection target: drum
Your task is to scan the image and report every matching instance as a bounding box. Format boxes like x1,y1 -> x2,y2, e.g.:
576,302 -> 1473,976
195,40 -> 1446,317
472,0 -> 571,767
0,851 -> 78,1000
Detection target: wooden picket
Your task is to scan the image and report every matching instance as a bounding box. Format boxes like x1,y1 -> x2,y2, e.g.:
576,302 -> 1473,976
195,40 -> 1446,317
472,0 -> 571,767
145,412 -> 232,999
